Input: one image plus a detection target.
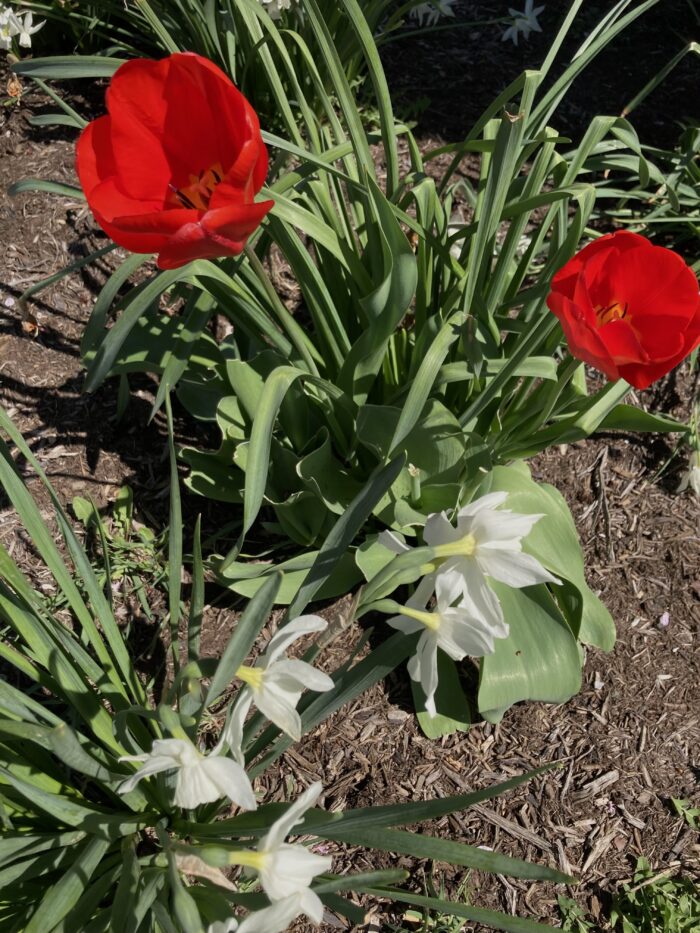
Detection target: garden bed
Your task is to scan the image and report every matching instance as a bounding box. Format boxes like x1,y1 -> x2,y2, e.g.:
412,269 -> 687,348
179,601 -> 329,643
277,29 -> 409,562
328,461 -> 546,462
0,6 -> 699,927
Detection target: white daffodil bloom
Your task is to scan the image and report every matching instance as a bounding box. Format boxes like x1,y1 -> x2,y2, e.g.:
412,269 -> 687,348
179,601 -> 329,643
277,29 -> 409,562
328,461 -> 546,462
118,736 -> 256,811
677,449 -> 700,496
246,783 -> 331,919
388,572 -> 507,716
424,491 -> 560,632
222,615 -> 334,750
0,7 -> 20,50
502,0 -> 544,45
15,10 -> 44,47
410,0 -> 456,28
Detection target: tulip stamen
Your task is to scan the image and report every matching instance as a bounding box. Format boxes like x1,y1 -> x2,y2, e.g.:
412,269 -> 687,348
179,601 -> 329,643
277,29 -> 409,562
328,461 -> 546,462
168,162 -> 226,212
169,184 -> 199,210
596,300 -> 628,326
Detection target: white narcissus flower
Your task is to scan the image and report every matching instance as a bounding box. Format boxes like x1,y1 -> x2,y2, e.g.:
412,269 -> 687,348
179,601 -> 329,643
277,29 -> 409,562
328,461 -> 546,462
240,782 -> 331,929
424,491 -> 560,633
388,572 -> 508,716
677,449 -> 700,496
118,736 -> 256,811
222,615 -> 334,750
0,6 -> 20,50
15,10 -> 44,47
410,0 -> 456,28
502,0 -> 544,45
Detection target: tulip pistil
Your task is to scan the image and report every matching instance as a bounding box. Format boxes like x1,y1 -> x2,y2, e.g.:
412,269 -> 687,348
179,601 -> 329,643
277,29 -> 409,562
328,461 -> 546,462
595,300 -> 628,326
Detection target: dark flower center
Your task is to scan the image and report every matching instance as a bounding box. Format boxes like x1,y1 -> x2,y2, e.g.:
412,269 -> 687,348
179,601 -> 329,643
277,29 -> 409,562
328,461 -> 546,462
595,300 -> 628,326
169,162 -> 224,211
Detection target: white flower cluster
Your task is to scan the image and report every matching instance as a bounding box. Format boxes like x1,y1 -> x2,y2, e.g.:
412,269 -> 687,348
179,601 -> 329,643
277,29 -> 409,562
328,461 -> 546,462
258,0 -> 298,21
409,0 -> 456,28
502,0 -> 544,46
0,6 -> 44,50
381,491 -> 559,715
118,615 -> 334,932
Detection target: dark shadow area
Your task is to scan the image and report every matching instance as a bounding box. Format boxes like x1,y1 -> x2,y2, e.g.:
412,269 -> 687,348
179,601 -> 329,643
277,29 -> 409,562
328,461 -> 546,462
381,0 -> 699,147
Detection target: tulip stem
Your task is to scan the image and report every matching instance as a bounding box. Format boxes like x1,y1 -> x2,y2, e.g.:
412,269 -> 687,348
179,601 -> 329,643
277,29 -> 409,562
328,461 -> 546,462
244,245 -> 320,376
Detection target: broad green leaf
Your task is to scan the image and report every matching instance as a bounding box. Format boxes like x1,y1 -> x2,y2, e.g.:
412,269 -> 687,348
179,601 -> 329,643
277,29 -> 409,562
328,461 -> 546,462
12,56 -> 125,78
478,583 -> 582,724
480,463 -> 616,649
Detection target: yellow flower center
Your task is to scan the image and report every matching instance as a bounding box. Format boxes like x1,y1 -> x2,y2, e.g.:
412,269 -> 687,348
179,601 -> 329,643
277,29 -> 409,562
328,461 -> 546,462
595,300 -> 628,326
236,665 -> 264,690
432,532 -> 477,560
169,162 -> 224,211
399,605 -> 441,632
227,849 -> 267,871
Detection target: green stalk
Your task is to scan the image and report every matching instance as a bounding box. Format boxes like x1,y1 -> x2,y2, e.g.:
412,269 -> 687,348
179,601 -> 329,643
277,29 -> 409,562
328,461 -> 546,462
243,245 -> 321,376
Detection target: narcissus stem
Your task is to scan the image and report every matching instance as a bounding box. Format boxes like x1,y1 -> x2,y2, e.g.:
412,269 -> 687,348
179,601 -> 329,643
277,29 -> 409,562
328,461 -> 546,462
244,245 -> 321,376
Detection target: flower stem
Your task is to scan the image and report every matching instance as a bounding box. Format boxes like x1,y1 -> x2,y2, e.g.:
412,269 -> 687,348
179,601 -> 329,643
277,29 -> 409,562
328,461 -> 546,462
244,244 -> 320,376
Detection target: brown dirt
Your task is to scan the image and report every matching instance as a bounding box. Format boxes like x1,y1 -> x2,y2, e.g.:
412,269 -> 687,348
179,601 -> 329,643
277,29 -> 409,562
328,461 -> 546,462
1,34 -> 699,933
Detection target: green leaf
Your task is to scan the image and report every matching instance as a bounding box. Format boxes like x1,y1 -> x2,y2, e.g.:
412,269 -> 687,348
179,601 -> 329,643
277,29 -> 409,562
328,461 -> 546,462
479,463 -> 615,650
13,55 -> 125,79
389,312 -> 466,456
478,583 -> 582,724
338,178 -> 417,405
316,824 -> 569,882
286,453 -> 406,618
598,404 -> 687,434
8,179 -> 85,199
24,836 -> 111,933
203,573 -> 281,710
357,886 -> 559,932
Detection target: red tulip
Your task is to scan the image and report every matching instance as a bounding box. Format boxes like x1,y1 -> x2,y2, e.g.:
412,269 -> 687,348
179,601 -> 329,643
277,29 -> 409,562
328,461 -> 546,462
546,231 -> 700,389
76,53 -> 273,270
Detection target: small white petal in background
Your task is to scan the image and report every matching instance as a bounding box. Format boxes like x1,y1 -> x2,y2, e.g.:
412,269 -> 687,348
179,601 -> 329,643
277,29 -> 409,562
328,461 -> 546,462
17,10 -> 44,47
118,736 -> 256,811
410,0 -> 456,28
258,0 -> 297,21
221,615 -> 334,750
207,920 -> 238,933
502,0 -> 544,45
677,450 -> 700,497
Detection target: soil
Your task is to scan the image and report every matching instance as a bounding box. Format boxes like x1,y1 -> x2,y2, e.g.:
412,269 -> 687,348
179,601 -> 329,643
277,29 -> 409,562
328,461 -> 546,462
1,6 -> 699,930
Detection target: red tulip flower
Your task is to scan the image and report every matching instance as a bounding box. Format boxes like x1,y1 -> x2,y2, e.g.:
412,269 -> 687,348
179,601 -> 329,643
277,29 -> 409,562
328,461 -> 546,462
76,53 -> 273,270
546,231 -> 700,389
